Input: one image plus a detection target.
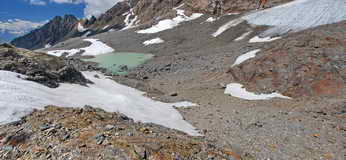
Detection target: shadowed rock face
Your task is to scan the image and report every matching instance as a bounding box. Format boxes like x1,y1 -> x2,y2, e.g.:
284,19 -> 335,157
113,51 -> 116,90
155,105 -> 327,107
0,44 -> 91,88
11,15 -> 80,50
228,21 -> 346,98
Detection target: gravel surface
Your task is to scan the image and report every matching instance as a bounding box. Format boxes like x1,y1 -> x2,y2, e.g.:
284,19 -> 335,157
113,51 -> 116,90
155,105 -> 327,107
43,14 -> 346,159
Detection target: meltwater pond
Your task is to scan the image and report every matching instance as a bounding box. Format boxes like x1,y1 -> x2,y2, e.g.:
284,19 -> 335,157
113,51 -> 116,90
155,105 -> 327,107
85,52 -> 153,74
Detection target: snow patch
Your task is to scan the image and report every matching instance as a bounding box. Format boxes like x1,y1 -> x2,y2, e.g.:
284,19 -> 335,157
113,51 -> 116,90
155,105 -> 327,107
249,36 -> 281,43
137,10 -> 203,34
47,38 -> 114,57
143,37 -> 164,46
243,0 -> 346,36
212,18 -> 244,37
77,23 -> 87,32
122,9 -> 139,30
82,31 -> 92,38
205,17 -> 217,23
232,49 -> 260,67
102,25 -> 110,30
224,83 -> 291,100
0,71 -> 201,136
44,44 -> 51,49
234,31 -> 252,41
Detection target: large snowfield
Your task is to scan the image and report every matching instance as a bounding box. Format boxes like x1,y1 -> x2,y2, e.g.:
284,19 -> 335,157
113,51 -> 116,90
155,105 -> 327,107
47,39 -> 114,57
0,71 -> 200,136
214,0 -> 346,37
243,0 -> 346,36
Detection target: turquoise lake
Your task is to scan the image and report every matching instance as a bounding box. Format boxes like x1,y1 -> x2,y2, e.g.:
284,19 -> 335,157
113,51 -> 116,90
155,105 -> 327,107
84,52 -> 153,74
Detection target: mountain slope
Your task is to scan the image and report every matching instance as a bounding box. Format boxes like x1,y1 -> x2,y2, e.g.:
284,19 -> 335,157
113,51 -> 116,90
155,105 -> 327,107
11,0 -> 292,50
11,15 -> 80,50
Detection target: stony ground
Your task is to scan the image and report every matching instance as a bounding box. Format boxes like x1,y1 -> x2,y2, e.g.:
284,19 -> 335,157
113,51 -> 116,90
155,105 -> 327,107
0,106 -> 242,160
23,10 -> 346,160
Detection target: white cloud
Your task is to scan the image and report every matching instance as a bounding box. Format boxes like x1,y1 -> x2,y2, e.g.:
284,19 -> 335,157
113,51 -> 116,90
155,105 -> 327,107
50,0 -> 124,17
26,0 -> 47,5
0,19 -> 45,36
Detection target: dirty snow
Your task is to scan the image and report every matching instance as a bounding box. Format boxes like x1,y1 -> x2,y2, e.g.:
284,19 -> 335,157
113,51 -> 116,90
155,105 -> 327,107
249,36 -> 281,43
47,39 -> 114,57
137,10 -> 203,34
234,31 -> 252,41
243,0 -> 346,36
232,49 -> 260,67
143,37 -> 164,46
224,83 -> 291,100
0,71 -> 200,136
212,18 -> 244,37
77,23 -> 87,32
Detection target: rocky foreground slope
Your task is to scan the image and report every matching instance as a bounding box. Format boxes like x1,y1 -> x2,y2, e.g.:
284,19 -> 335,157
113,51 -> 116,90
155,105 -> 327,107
0,106 -> 241,160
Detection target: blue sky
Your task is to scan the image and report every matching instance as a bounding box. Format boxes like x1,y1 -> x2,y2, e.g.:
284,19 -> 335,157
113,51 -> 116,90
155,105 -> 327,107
0,0 -> 122,41
1,0 -> 85,22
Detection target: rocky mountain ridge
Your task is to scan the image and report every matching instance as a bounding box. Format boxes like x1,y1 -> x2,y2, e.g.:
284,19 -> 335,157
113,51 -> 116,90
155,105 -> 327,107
11,0 -> 291,50
11,15 -> 81,50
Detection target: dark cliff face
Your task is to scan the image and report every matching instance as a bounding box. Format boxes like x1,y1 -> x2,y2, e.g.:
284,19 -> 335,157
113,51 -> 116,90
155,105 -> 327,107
11,15 -> 80,50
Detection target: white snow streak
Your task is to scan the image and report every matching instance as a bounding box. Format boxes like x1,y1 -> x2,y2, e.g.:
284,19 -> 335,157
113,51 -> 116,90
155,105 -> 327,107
103,25 -> 110,30
249,36 -> 281,43
212,18 -> 244,37
224,83 -> 291,100
143,37 -> 164,46
234,31 -> 252,41
47,38 -> 114,57
0,71 -> 200,136
137,10 -> 203,34
232,49 -> 260,67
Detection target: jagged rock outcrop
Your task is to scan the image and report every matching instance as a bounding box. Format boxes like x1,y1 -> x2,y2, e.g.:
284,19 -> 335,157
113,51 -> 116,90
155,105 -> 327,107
0,44 -> 92,88
11,15 -> 80,50
228,21 -> 346,98
0,106 -> 241,160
